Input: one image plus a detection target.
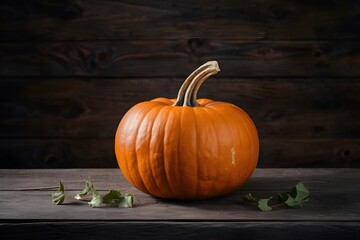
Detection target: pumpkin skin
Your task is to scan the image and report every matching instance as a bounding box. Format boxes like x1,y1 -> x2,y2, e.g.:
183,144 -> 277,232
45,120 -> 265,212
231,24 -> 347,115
115,61 -> 259,200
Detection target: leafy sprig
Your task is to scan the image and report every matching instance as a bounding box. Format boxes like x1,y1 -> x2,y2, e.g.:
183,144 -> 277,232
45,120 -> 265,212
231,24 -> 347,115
51,181 -> 65,205
242,182 -> 310,211
51,178 -> 135,208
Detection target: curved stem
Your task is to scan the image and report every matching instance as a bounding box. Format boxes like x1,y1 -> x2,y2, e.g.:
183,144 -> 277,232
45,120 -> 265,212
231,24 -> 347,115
182,61 -> 220,107
173,61 -> 220,106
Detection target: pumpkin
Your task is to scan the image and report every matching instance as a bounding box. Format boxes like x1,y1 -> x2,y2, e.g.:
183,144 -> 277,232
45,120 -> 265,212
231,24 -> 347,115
115,61 -> 259,200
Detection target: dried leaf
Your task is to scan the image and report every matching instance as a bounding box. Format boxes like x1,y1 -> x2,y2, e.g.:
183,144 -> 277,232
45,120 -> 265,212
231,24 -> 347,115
258,197 -> 273,212
88,189 -> 102,208
75,179 -> 93,200
52,181 -> 65,205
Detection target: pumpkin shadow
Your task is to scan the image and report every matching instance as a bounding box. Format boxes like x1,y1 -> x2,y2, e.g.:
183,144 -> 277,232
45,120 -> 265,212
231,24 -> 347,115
153,190 -> 250,212
150,177 -> 293,211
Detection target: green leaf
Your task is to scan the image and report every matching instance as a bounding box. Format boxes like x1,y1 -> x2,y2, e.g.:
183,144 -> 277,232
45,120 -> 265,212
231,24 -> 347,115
284,182 -> 310,208
52,181 -> 65,205
285,194 -> 302,208
75,179 -> 93,200
294,182 -> 310,202
242,182 -> 310,211
103,190 -> 135,208
103,189 -> 123,205
258,197 -> 273,211
120,193 -> 135,208
88,189 -> 102,208
243,193 -> 257,203
53,177 -> 136,209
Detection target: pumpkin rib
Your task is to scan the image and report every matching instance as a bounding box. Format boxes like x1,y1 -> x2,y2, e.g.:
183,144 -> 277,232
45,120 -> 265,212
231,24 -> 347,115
193,108 -> 207,198
132,104 -> 158,195
191,107 -> 200,198
116,110 -> 137,188
219,107 -> 243,195
204,105 -> 237,196
228,105 -> 259,168
145,105 -> 168,197
151,97 -> 174,105
154,106 -> 177,197
172,106 -> 193,199
197,98 -> 214,106
224,105 -> 252,187
200,107 -> 220,198
117,108 -> 139,189
173,106 -> 184,197
209,103 -> 255,195
115,128 -> 136,189
205,107 -> 231,197
162,106 -> 179,198
225,104 -> 259,184
241,113 -> 259,181
201,106 -> 228,195
233,108 -> 254,187
230,105 -> 257,188
120,105 -> 152,194
227,104 -> 259,181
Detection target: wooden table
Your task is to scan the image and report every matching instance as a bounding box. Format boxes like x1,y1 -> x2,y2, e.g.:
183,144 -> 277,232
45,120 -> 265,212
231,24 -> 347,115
0,169 -> 359,240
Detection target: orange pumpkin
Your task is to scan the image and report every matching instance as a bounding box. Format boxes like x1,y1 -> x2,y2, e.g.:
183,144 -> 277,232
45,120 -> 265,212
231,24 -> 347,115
115,61 -> 259,200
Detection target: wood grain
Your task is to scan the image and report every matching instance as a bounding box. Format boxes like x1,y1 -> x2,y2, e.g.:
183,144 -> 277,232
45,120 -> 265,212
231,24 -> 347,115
1,0 -> 360,40
0,78 -> 358,138
0,138 -> 358,168
1,168 -> 358,191
1,40 -> 360,77
0,169 -> 359,222
1,169 -> 359,239
1,0 -> 360,169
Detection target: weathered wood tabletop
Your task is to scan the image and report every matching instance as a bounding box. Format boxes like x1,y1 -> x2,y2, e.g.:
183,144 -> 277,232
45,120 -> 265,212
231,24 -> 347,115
0,168 -> 359,240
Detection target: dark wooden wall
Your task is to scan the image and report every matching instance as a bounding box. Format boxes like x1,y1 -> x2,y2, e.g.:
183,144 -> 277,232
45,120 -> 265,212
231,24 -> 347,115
1,0 -> 359,168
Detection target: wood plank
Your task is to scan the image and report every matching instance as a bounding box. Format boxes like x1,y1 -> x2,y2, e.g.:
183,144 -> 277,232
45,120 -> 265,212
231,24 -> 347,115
1,222 -> 359,240
0,138 -> 358,168
0,139 -> 116,168
0,169 -> 359,221
0,168 -> 359,191
1,78 -> 359,138
1,169 -> 359,239
1,40 -> 360,77
1,0 -> 360,40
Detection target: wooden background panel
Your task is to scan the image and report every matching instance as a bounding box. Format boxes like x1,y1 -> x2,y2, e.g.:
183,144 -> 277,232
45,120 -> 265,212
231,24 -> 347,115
1,0 -> 360,41
0,78 -> 359,138
0,138 -> 358,168
1,0 -> 360,168
1,40 -> 360,77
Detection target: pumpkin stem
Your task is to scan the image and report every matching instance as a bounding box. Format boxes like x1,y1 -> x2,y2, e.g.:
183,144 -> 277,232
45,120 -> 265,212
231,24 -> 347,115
173,61 -> 219,106
182,61 -> 220,107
